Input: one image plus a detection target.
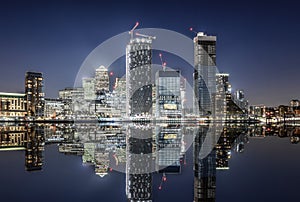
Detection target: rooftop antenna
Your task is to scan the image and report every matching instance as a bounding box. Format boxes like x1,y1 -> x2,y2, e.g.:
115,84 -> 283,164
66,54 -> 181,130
129,22 -> 139,39
159,53 -> 167,71
189,27 -> 198,35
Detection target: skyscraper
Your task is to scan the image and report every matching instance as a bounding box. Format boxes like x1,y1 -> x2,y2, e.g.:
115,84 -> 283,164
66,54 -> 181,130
95,65 -> 109,94
155,70 -> 182,118
82,78 -> 96,100
126,37 -> 153,117
215,73 -> 230,119
194,32 -> 217,116
25,71 -> 45,117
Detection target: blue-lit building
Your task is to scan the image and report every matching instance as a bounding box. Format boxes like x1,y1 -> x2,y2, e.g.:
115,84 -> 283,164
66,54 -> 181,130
194,32 -> 217,116
155,70 -> 182,118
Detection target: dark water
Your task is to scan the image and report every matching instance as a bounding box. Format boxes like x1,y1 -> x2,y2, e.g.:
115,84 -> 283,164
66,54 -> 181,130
0,123 -> 299,202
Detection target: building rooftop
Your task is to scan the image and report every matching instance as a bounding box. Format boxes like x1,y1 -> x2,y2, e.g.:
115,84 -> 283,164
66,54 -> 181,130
0,92 -> 25,97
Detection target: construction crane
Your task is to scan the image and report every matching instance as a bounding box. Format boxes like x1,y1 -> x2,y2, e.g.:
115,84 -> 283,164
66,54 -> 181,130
159,53 -> 167,71
135,32 -> 156,40
129,22 -> 139,39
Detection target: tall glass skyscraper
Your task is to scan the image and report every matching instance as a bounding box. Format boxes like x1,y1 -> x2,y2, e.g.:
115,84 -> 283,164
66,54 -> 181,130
126,37 -> 153,117
194,32 -> 217,116
155,70 -> 181,118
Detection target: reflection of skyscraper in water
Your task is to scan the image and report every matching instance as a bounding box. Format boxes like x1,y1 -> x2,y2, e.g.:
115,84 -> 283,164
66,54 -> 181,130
25,126 -> 45,171
126,125 -> 153,201
126,37 -> 153,117
156,124 -> 182,173
215,127 -> 231,170
194,33 -> 217,116
194,126 -> 216,202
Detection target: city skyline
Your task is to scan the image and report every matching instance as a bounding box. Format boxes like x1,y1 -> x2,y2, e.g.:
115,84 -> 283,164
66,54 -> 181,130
0,0 -> 300,106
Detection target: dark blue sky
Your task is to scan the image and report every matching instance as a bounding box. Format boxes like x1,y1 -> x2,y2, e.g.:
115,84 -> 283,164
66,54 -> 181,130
0,0 -> 299,106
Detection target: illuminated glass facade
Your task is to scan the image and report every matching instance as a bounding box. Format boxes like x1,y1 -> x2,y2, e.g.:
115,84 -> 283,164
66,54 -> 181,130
155,70 -> 181,118
126,38 -> 153,117
194,33 -> 217,116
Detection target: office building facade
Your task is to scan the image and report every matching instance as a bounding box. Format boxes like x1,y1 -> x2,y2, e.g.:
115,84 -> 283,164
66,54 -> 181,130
0,92 -> 26,118
25,71 -> 45,117
82,78 -> 96,100
95,65 -> 109,94
194,32 -> 217,116
156,70 -> 182,118
126,37 -> 153,117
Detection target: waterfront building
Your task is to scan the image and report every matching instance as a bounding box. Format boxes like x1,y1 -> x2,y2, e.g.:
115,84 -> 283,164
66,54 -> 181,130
126,37 -> 153,117
155,70 -> 182,118
59,87 -> 84,101
194,32 -> 217,116
25,71 -> 45,117
44,98 -> 64,119
0,92 -> 26,118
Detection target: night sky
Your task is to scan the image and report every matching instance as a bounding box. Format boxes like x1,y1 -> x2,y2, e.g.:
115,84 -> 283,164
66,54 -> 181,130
0,0 -> 299,106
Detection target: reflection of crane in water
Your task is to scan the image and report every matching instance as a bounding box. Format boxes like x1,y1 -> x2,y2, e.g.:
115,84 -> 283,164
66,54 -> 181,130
158,173 -> 167,190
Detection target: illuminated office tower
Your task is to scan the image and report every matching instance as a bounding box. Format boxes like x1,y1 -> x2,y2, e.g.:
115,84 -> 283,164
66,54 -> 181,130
95,65 -> 109,94
126,125 -> 153,201
215,73 -> 230,120
194,32 -> 217,116
82,78 -> 96,100
155,70 -> 182,118
126,37 -> 153,117
25,71 -> 45,117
